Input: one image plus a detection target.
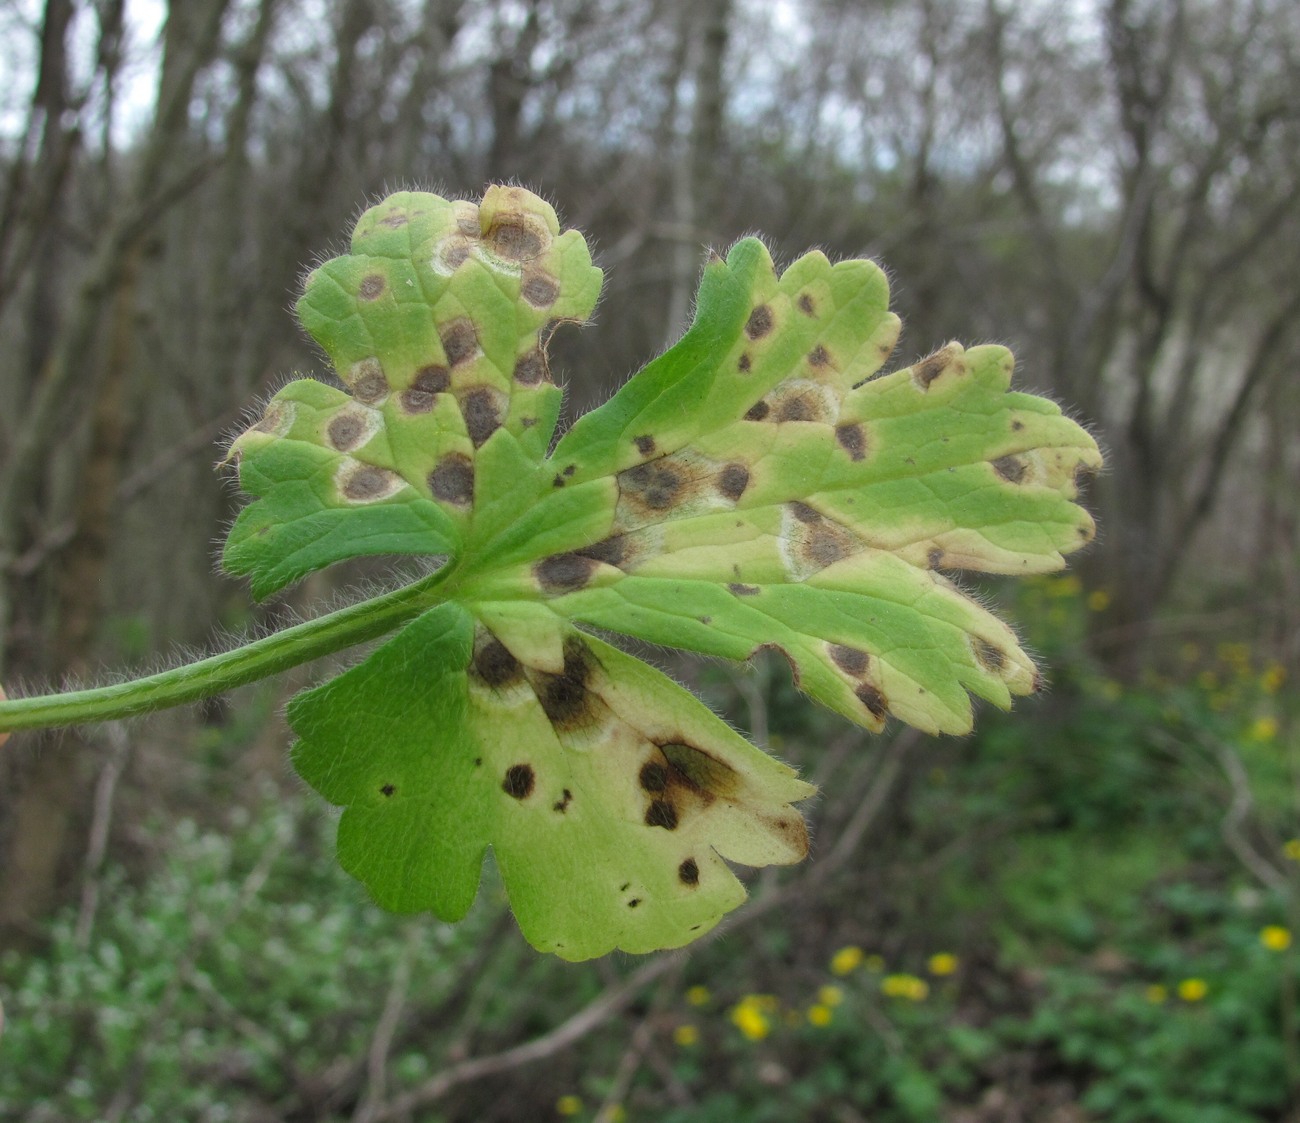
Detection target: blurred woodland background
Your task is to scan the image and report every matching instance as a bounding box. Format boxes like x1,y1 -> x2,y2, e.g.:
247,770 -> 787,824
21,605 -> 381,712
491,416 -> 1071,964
1,0 -> 1299,1119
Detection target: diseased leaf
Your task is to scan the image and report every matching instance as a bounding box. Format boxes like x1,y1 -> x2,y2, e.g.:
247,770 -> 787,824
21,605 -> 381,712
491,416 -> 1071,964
289,603 -> 811,960
222,187 -> 1102,959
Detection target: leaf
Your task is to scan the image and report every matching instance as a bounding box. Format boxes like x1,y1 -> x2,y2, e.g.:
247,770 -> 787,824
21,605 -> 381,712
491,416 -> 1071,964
473,239 -> 1102,735
224,187 -> 602,598
222,187 -> 1102,958
289,604 -> 811,960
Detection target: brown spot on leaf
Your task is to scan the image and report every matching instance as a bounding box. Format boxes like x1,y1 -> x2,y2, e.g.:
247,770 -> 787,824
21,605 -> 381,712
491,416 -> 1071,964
797,293 -> 816,316
472,634 -> 522,688
576,535 -> 629,567
350,358 -> 389,403
790,501 -> 820,524
679,858 -> 700,886
1011,418 -> 1025,431
745,304 -> 774,340
379,210 -> 409,229
252,403 -> 286,433
401,364 -> 450,413
728,582 -> 760,596
808,344 -> 831,368
513,350 -> 547,385
829,644 -> 869,676
440,239 -> 471,270
342,465 -> 398,501
777,396 -> 814,422
487,218 -> 544,261
327,412 -> 366,451
358,273 -> 386,301
991,455 -> 1026,483
461,387 -> 502,447
535,553 -> 599,594
744,400 -> 770,421
502,764 -> 535,800
1073,461 -> 1098,491
634,434 -> 656,457
835,422 -> 867,461
661,742 -> 741,798
627,898 -> 642,908
617,461 -> 683,511
428,454 -> 474,506
522,271 -> 559,307
440,318 -> 478,367
972,637 -> 1007,673
738,353 -> 752,373
855,683 -> 888,720
553,789 -> 573,813
536,640 -> 597,731
380,783 -> 395,797
639,761 -> 668,792
912,350 -> 950,389
717,463 -> 749,501
645,799 -> 679,830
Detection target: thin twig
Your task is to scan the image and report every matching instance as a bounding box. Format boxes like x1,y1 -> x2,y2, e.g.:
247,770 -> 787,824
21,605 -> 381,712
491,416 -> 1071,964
73,721 -> 131,950
352,929 -> 419,1123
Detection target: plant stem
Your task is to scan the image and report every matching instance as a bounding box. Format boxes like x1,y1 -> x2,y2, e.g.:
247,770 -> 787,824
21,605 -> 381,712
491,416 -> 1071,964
0,571 -> 449,735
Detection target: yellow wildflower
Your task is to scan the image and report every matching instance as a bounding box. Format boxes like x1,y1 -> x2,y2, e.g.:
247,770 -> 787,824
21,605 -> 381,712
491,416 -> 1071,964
1087,589 -> 1111,612
830,945 -> 864,976
685,985 -> 710,1007
731,996 -> 772,1041
1177,978 -> 1208,1002
1049,574 -> 1082,598
1248,716 -> 1279,742
807,1004 -> 833,1027
1261,926 -> 1292,952
817,985 -> 844,1007
881,974 -> 929,1001
1284,839 -> 1300,862
556,1094 -> 583,1116
1144,984 -> 1168,1004
1262,663 -> 1286,694
673,1023 -> 699,1047
927,953 -> 958,976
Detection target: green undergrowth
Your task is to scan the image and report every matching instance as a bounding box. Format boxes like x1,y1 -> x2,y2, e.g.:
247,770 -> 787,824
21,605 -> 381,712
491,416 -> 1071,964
2,578 -> 1296,1121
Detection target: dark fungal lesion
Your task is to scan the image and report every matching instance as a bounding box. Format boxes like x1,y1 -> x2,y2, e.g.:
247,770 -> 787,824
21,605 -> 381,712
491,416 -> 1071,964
521,271 -> 560,307
470,632 -> 523,688
972,636 -> 1007,673
513,349 -> 547,385
534,552 -> 600,594
911,349 -> 951,390
552,789 -> 573,813
743,400 -> 770,421
991,455 -> 1027,484
400,364 -> 450,413
855,683 -> 888,721
357,273 -> 386,301
835,422 -> 867,461
644,799 -> 678,829
633,434 -> 656,457
380,783 -> 396,797
678,858 -> 700,886
460,387 -> 502,447
575,534 -> 631,567
349,358 -> 390,403
534,637 -> 600,732
716,463 -> 750,501
439,317 -> 479,367
728,582 -> 760,596
807,344 -> 832,368
616,460 -> 683,512
828,643 -> 869,677
744,304 -> 774,340
428,453 -> 474,506
502,763 -> 536,800
797,292 -> 816,316
341,464 -> 399,502
326,412 -> 367,451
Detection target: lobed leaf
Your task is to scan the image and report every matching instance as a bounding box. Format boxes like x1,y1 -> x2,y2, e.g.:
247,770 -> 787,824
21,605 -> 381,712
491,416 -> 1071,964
222,188 -> 1102,958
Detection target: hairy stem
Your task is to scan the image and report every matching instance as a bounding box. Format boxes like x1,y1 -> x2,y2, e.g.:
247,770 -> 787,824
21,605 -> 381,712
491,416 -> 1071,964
0,571 -> 449,735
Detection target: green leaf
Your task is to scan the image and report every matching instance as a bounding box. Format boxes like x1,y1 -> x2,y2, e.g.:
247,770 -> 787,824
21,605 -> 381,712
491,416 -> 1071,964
289,603 -> 811,961
475,238 -> 1101,735
224,187 -> 602,597
222,187 -> 1102,958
